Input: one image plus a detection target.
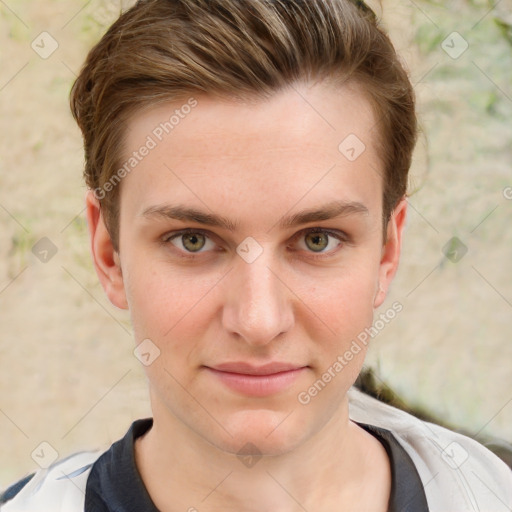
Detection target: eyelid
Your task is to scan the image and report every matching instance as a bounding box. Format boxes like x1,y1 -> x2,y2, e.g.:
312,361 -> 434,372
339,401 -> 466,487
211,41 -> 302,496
162,227 -> 211,243
161,227 -> 348,259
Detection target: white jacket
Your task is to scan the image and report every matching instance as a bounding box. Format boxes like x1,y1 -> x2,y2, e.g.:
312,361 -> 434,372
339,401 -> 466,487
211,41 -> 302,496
2,387 -> 511,511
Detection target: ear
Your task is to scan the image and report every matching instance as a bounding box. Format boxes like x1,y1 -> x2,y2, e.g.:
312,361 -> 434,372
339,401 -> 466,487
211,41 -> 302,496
373,197 -> 407,309
85,190 -> 128,310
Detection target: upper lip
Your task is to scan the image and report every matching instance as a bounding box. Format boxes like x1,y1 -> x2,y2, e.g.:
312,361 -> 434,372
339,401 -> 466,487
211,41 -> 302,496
207,362 -> 307,375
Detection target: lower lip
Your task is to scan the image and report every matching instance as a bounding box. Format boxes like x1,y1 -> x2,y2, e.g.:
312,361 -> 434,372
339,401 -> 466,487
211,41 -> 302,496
204,367 -> 308,397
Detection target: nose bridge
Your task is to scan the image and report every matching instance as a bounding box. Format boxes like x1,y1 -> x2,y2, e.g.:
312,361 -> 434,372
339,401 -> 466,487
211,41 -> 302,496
222,249 -> 293,345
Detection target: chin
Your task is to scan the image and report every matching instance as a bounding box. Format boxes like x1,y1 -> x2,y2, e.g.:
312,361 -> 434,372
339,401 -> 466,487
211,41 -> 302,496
207,408 -> 308,457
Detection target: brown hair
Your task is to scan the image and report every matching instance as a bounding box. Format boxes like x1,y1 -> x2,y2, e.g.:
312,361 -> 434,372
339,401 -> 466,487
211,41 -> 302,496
70,0 -> 417,251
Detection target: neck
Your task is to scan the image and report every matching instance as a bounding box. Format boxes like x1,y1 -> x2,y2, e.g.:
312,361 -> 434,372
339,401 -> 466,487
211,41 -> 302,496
134,394 -> 391,512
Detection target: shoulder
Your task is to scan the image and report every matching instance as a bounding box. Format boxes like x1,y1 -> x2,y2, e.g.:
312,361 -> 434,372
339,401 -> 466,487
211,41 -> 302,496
0,473 -> 35,504
347,386 -> 512,512
0,450 -> 103,512
1,418 -> 152,511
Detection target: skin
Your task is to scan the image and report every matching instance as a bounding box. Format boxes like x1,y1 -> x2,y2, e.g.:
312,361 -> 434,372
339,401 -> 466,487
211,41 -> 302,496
86,80 -> 407,512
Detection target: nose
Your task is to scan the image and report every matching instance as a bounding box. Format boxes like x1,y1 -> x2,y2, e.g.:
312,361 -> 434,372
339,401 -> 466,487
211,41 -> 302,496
222,251 -> 294,346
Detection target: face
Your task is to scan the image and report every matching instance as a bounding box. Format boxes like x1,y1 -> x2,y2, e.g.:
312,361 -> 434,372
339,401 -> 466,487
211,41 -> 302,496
87,80 -> 406,456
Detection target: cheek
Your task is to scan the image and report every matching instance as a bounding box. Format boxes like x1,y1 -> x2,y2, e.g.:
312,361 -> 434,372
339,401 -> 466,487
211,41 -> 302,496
302,261 -> 378,341
123,263 -> 215,396
123,259 -> 218,342
295,270 -> 377,409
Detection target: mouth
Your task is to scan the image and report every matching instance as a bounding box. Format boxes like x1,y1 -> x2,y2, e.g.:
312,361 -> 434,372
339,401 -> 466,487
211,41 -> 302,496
208,361 -> 307,375
203,362 -> 309,396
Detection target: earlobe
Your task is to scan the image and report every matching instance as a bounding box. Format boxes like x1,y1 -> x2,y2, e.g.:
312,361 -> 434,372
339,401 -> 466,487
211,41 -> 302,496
373,198 -> 407,309
85,190 -> 128,310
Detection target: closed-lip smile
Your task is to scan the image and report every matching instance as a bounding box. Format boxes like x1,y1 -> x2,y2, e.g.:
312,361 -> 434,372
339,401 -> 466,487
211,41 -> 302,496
203,362 -> 309,396
207,361 -> 307,375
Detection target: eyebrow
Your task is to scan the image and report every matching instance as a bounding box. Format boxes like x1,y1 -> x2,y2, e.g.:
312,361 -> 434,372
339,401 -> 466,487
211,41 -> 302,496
141,199 -> 369,232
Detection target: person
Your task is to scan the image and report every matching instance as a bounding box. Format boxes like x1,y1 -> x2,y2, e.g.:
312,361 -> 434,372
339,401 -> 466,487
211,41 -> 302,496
2,0 -> 511,510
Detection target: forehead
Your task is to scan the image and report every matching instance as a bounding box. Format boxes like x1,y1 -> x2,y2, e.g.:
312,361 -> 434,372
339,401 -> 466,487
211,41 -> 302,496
119,81 -> 383,228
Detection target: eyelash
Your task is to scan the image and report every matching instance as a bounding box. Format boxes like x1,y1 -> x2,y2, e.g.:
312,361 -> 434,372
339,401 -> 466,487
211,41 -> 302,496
161,227 -> 348,261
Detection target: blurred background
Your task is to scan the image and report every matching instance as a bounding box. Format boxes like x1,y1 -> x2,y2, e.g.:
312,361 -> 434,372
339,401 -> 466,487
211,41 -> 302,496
0,0 -> 511,488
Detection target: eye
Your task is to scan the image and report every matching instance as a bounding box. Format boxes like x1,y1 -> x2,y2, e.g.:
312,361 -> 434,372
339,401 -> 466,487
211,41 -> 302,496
292,228 -> 346,258
163,229 -> 216,255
